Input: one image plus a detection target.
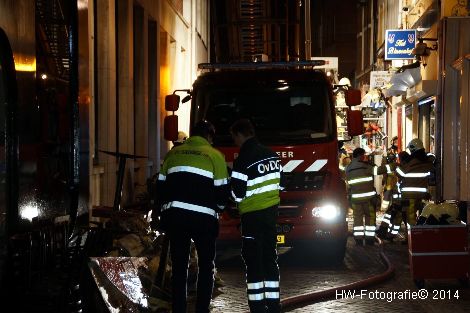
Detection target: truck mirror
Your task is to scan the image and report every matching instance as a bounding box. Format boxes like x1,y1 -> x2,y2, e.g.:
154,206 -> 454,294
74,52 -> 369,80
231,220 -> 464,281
165,94 -> 180,111
345,89 -> 362,106
346,109 -> 364,136
164,115 -> 178,141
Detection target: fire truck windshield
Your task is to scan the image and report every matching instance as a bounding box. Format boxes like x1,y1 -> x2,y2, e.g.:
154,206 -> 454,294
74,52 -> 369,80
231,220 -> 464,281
194,83 -> 333,146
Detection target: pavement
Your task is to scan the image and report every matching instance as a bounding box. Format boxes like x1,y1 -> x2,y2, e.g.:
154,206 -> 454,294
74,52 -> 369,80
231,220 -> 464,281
209,212 -> 470,313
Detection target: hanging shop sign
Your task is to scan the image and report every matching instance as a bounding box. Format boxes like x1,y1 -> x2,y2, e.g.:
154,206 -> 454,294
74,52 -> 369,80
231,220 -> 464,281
385,29 -> 417,60
370,71 -> 393,89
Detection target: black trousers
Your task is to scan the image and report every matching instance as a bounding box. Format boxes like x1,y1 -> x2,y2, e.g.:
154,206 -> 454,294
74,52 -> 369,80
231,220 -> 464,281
241,206 -> 280,313
163,208 -> 218,313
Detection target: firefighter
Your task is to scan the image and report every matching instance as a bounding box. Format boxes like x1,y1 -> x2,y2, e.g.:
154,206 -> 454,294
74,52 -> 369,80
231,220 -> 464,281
388,136 -> 399,157
230,119 -> 281,313
154,120 -> 229,313
395,138 -> 434,241
375,152 -> 398,238
345,148 -> 391,246
338,141 -> 351,179
377,151 -> 410,241
381,152 -> 398,211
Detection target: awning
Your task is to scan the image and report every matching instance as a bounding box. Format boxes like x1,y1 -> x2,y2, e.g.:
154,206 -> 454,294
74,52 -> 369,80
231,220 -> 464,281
383,62 -> 422,98
406,80 -> 438,102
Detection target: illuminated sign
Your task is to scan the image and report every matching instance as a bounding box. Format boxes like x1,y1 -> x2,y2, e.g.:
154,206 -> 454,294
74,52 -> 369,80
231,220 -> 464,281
385,29 -> 416,60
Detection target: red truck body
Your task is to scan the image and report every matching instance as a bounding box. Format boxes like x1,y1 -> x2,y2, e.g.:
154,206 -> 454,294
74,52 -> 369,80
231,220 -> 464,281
189,64 -> 349,260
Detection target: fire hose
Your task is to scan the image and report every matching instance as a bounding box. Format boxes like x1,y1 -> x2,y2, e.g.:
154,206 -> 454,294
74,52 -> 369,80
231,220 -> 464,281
279,237 -> 395,312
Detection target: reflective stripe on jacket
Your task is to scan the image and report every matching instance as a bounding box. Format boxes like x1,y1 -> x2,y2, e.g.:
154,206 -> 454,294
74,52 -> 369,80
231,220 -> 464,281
345,158 -> 388,201
157,136 -> 229,218
395,153 -> 433,199
231,138 -> 281,215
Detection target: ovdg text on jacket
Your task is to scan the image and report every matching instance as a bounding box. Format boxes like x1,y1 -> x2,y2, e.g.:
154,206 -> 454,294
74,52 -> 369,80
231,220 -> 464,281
231,138 -> 281,215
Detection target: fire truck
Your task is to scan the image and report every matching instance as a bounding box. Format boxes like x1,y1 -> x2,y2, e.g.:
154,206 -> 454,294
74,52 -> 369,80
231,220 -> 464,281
164,61 -> 363,261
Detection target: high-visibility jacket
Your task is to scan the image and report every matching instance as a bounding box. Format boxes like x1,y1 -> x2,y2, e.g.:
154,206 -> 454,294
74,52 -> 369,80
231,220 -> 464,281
395,151 -> 434,199
231,138 -> 281,215
157,136 -> 229,218
345,158 -> 391,201
384,172 -> 398,191
381,170 -> 398,210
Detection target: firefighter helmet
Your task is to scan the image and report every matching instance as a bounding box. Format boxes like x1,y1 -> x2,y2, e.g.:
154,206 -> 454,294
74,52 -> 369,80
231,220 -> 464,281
174,131 -> 188,144
420,203 -> 439,218
437,202 -> 459,224
407,138 -> 424,153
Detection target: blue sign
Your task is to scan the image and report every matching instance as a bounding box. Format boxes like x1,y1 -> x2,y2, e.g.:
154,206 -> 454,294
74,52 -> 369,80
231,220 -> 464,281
385,29 -> 416,60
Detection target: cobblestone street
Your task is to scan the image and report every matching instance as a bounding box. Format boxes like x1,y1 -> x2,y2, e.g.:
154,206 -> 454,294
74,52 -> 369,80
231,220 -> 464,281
210,214 -> 470,312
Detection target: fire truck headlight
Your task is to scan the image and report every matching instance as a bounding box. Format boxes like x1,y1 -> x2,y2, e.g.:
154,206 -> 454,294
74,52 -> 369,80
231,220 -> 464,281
311,204 -> 340,220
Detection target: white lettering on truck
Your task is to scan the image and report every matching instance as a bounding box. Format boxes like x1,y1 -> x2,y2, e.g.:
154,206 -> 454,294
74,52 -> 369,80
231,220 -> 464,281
275,151 -> 294,158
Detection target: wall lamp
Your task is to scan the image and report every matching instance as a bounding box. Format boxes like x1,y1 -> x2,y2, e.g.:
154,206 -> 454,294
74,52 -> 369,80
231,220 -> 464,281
412,37 -> 438,57
412,38 -> 437,68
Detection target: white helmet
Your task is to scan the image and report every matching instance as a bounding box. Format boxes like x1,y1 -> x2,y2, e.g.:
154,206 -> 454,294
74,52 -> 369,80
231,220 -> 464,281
407,138 -> 424,153
437,202 -> 459,224
174,131 -> 188,144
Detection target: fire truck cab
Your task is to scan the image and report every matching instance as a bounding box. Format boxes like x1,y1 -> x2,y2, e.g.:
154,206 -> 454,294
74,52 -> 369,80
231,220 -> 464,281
164,61 -> 363,262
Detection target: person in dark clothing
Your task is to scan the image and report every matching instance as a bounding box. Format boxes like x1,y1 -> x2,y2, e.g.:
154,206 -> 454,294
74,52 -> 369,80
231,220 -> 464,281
388,136 -> 399,157
395,138 -> 434,228
154,120 -> 229,313
230,119 -> 281,313
377,151 -> 410,241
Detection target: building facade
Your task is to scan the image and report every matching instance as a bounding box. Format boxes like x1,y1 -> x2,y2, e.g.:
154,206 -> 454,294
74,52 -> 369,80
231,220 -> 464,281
356,0 -> 470,211
0,0 -> 210,235
89,0 -> 211,214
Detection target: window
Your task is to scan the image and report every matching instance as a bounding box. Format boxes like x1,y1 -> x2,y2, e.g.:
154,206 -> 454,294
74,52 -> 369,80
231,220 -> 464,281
197,81 -> 333,146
